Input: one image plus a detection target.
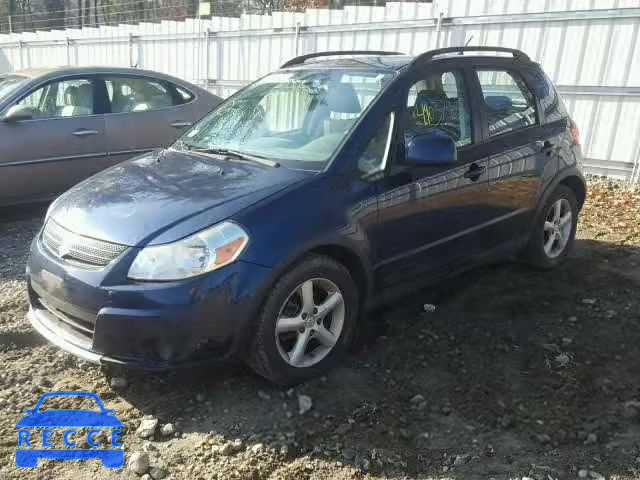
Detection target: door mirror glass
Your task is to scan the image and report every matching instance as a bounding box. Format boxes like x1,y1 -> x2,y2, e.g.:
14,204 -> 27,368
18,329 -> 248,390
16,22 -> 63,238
405,129 -> 457,166
3,104 -> 34,122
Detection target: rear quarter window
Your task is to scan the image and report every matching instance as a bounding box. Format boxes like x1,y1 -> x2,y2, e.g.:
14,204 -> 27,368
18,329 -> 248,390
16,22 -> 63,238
174,85 -> 195,105
520,67 -> 569,123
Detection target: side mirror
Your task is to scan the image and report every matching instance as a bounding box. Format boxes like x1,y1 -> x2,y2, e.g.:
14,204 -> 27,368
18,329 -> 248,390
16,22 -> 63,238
405,129 -> 457,166
3,105 -> 33,122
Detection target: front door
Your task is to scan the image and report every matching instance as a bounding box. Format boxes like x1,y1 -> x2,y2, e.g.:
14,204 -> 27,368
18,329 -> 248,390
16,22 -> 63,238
0,77 -> 108,205
373,66 -> 496,288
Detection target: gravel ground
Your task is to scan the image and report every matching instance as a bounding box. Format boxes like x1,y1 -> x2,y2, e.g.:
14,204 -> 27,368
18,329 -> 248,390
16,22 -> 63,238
0,176 -> 639,480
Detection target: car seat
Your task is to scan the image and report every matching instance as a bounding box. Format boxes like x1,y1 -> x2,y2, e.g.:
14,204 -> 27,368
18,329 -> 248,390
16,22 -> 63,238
322,83 -> 362,135
59,84 -> 92,117
57,86 -> 79,117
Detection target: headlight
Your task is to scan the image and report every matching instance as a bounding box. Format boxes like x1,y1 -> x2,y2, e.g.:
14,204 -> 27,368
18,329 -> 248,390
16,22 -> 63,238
128,221 -> 249,281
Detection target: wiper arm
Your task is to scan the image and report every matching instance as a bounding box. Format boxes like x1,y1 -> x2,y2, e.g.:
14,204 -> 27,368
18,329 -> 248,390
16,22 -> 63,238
200,147 -> 280,168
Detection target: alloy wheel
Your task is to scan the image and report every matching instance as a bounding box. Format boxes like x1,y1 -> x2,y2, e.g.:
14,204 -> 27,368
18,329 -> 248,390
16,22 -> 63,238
275,278 -> 345,368
543,198 -> 573,258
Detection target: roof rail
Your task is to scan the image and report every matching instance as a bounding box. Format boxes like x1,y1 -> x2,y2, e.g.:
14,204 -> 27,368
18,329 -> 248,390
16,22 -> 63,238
411,46 -> 530,66
281,50 -> 404,68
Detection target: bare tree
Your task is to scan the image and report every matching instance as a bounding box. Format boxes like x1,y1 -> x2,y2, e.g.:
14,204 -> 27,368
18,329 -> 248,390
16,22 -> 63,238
76,0 -> 83,27
84,0 -> 90,25
43,0 -> 65,28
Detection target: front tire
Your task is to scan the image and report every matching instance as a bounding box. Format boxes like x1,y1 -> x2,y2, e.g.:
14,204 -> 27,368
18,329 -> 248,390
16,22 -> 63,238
522,184 -> 578,269
246,254 -> 359,385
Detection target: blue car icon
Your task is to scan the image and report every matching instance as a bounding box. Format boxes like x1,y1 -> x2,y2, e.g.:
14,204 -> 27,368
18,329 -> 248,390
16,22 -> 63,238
15,391 -> 123,468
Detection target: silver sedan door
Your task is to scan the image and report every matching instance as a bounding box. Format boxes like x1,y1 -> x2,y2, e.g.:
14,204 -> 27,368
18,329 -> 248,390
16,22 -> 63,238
0,77 -> 108,206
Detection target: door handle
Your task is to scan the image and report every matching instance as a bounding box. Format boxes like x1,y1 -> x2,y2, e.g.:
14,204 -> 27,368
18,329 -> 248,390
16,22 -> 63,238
463,164 -> 486,181
72,129 -> 98,137
170,121 -> 192,129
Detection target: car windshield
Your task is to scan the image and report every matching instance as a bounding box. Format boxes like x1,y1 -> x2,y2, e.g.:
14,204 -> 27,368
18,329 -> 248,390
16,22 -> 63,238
178,68 -> 395,170
36,395 -> 102,412
0,74 -> 28,101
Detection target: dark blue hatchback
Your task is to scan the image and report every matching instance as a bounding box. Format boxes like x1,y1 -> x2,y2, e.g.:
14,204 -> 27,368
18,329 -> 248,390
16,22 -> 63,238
26,47 -> 586,384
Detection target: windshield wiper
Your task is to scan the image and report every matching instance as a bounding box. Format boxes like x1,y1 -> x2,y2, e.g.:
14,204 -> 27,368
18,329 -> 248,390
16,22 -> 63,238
178,142 -> 280,168
209,148 -> 280,168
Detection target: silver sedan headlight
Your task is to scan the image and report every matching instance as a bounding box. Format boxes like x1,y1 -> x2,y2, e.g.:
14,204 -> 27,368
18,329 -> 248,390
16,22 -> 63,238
128,221 -> 249,281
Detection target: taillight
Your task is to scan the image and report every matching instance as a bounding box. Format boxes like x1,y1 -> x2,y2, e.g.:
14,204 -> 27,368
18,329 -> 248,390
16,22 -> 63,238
570,122 -> 581,147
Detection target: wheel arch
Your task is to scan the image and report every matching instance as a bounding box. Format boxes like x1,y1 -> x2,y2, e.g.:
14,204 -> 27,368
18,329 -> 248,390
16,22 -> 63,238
535,166 -> 586,218
306,244 -> 371,306
559,174 -> 586,210
235,240 -> 373,355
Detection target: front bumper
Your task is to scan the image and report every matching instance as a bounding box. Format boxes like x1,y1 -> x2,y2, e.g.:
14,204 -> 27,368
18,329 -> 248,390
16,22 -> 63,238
26,232 -> 273,369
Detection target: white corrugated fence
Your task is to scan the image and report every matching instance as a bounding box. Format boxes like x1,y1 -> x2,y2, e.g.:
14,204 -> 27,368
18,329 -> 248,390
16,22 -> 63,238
1,0 -> 639,182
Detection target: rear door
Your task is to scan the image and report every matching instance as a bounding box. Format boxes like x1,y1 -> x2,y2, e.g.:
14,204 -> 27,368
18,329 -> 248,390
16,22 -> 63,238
102,75 -> 198,163
472,62 -> 550,245
0,76 -> 107,205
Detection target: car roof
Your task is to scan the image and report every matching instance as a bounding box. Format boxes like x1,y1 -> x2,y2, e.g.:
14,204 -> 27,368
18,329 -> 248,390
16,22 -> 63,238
13,65 -> 198,86
284,55 -> 412,71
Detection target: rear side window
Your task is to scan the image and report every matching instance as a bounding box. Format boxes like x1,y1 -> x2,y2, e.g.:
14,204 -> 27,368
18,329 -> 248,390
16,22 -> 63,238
104,76 -> 174,113
476,69 -> 537,137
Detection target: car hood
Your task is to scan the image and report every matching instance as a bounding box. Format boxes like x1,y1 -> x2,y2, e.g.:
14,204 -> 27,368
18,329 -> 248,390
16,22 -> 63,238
16,410 -> 123,427
48,149 -> 310,247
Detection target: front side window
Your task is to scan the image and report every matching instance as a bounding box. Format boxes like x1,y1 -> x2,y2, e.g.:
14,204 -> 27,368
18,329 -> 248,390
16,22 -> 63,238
476,69 -> 537,136
105,76 -> 173,113
16,78 -> 94,119
405,70 -> 472,148
180,69 -> 395,170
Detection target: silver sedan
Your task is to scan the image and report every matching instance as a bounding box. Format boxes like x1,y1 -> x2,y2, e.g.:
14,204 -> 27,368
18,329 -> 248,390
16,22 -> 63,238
0,66 -> 222,207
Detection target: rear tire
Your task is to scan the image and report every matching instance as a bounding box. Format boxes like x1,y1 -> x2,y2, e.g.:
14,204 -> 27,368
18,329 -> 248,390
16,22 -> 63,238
246,254 -> 359,385
522,184 -> 578,269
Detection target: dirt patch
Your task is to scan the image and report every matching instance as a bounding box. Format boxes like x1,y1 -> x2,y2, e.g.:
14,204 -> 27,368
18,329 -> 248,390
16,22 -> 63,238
0,177 -> 639,480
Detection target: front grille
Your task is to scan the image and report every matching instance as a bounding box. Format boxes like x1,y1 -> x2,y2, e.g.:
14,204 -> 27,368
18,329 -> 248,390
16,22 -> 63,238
42,220 -> 127,268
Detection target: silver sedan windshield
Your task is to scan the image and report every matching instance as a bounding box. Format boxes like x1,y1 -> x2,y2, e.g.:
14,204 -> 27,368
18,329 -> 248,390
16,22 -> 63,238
0,75 -> 29,102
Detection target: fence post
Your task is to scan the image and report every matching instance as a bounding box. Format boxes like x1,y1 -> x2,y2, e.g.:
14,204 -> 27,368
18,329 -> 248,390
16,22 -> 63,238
434,11 -> 444,49
294,22 -> 301,56
205,28 -> 211,85
18,40 -> 24,69
129,33 -> 138,67
632,144 -> 640,185
66,37 -> 71,65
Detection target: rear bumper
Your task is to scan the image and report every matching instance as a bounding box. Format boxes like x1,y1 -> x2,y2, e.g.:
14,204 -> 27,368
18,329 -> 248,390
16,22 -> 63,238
27,233 -> 273,369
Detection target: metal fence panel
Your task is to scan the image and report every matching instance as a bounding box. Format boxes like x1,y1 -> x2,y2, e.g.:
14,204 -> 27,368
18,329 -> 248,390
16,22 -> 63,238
1,1 -> 639,182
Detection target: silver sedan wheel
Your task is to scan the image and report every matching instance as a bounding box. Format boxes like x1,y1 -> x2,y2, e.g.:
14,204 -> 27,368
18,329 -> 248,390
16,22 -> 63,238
543,198 -> 573,258
275,278 -> 345,368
